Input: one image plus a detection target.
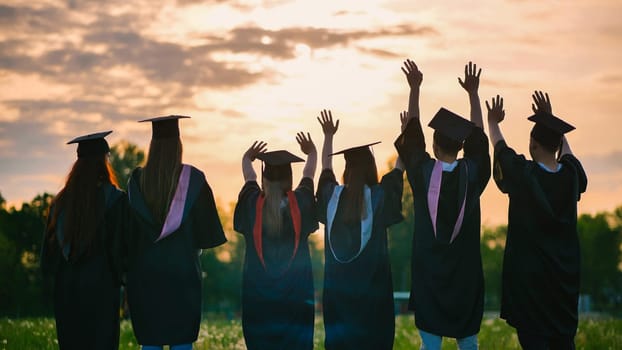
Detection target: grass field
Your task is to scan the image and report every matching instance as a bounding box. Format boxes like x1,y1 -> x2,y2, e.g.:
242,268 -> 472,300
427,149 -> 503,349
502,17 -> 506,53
1,314 -> 621,349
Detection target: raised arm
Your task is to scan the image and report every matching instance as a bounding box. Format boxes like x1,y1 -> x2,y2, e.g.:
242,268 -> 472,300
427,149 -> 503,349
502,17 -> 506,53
486,95 -> 506,147
531,90 -> 552,115
296,132 -> 317,179
242,141 -> 267,182
393,111 -> 411,171
531,90 -> 573,157
317,109 -> 339,170
458,61 -> 484,129
401,59 -> 423,121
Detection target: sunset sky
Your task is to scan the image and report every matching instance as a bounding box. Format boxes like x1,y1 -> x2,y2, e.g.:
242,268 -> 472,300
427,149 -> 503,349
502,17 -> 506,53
1,0 -> 621,226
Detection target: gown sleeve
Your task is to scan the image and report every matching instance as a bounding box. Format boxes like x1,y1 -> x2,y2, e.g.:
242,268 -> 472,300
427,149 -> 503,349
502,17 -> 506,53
40,205 -> 61,289
315,169 -> 338,225
493,140 -> 528,194
379,168 -> 404,228
233,181 -> 261,236
104,191 -> 130,285
294,177 -> 319,236
463,127 -> 491,195
394,117 -> 430,173
559,154 -> 588,200
192,180 -> 227,249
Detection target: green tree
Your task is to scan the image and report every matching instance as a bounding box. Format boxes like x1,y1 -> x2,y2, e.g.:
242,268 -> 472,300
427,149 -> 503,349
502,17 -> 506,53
200,202 -> 245,315
480,225 -> 507,310
387,178 -> 413,292
109,140 -> 145,190
578,211 -> 622,313
0,192 -> 54,316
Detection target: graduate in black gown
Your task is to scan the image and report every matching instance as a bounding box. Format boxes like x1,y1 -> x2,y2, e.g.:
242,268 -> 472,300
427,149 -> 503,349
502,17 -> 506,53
394,60 -> 490,350
125,116 -> 226,349
316,110 -> 404,350
233,133 -> 318,350
41,131 -> 127,350
486,92 -> 587,349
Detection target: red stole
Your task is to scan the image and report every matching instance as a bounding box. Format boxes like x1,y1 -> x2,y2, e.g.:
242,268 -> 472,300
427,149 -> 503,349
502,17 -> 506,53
253,191 -> 301,270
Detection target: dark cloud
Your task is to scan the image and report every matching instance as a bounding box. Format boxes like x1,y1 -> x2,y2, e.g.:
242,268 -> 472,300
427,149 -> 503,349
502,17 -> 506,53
176,0 -> 287,11
1,5 -> 436,99
356,46 -> 401,58
0,3 -> 438,158
0,5 -> 77,34
3,99 -> 145,124
0,118 -> 66,158
202,24 -> 437,59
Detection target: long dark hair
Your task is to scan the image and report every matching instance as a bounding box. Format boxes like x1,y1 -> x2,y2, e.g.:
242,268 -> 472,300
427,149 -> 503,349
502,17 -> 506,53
48,154 -> 119,259
342,150 -> 378,224
140,137 -> 183,224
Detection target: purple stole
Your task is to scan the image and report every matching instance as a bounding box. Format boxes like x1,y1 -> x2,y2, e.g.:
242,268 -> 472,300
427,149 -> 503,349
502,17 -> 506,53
155,165 -> 191,242
427,160 -> 468,244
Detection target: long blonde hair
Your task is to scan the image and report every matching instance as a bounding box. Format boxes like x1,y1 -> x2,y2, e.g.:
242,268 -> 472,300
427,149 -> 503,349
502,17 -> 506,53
262,177 -> 292,237
140,137 -> 183,224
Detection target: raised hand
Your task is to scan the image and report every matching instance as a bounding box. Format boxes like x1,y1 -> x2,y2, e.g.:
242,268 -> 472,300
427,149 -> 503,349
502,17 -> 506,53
317,109 -> 339,136
401,59 -> 423,89
296,132 -> 315,155
244,141 -> 267,161
458,61 -> 481,94
531,90 -> 552,114
486,95 -> 505,124
400,111 -> 410,132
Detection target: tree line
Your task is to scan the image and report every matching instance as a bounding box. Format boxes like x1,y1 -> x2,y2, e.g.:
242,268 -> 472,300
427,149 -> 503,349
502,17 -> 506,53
0,142 -> 620,317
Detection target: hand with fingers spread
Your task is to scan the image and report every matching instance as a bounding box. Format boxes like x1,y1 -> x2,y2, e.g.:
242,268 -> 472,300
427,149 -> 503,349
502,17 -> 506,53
486,95 -> 505,124
296,132 -> 315,155
531,90 -> 552,114
317,109 -> 339,136
458,61 -> 482,95
400,111 -> 410,132
244,141 -> 267,161
401,59 -> 423,89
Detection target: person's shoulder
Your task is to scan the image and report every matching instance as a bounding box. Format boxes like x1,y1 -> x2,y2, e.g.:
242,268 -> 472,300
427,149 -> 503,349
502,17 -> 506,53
129,166 -> 142,180
185,164 -> 208,183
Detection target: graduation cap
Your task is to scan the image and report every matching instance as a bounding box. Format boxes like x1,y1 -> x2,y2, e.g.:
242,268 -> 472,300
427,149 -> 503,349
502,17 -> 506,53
139,115 -> 191,139
329,141 -> 381,165
67,130 -> 112,158
428,108 -> 475,143
528,112 -> 575,151
256,150 -> 304,181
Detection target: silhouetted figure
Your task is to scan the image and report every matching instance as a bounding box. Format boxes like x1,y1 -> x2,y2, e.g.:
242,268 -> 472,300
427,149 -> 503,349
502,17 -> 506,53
394,60 -> 490,350
316,110 -> 404,350
124,115 -> 226,350
487,92 -> 587,350
41,131 -> 127,350
233,135 -> 318,350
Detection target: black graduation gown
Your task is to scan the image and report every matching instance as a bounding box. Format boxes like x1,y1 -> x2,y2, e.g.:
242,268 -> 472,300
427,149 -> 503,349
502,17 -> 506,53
493,140 -> 588,337
316,168 -> 404,350
394,117 -> 490,338
41,183 -> 127,350
125,166 -> 226,345
233,177 -> 318,350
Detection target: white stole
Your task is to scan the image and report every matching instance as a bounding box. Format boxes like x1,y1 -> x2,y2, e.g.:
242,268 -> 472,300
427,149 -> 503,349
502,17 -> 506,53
326,185 -> 373,263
